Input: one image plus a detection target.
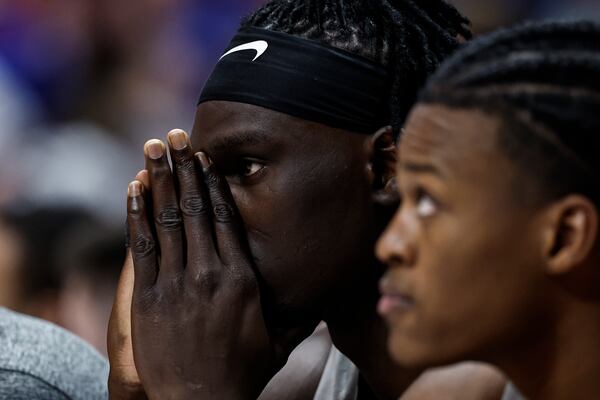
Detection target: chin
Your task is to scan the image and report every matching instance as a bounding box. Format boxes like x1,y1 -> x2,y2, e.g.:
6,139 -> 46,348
387,329 -> 458,369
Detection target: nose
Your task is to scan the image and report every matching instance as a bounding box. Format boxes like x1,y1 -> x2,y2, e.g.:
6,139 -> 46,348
376,209 -> 414,268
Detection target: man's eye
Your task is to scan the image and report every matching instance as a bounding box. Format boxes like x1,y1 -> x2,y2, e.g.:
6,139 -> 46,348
239,160 -> 264,177
416,190 -> 438,218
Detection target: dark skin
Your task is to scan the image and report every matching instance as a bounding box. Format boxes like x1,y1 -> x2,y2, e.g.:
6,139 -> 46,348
110,101 -> 507,400
377,104 -> 600,400
108,257 -> 332,400
125,100 -> 410,400
189,101 -> 379,328
108,251 -> 334,400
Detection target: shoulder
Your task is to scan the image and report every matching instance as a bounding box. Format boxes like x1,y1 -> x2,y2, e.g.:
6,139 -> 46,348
0,370 -> 69,400
0,308 -> 109,400
401,362 -> 507,400
314,343 -> 359,400
501,383 -> 526,400
259,323 -> 332,400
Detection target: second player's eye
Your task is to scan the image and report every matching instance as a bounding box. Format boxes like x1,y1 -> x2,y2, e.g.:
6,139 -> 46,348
415,189 -> 438,218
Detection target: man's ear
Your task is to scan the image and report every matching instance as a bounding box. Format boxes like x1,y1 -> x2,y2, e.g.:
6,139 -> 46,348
364,126 -> 398,206
541,195 -> 599,275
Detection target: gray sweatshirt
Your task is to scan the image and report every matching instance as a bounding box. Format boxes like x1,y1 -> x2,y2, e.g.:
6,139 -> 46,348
0,307 -> 108,399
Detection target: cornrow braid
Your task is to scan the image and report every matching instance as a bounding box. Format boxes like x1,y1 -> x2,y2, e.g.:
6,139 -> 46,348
420,20 -> 600,204
241,0 -> 471,134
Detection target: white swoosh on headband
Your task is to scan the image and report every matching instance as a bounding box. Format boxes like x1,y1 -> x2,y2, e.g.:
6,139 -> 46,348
219,40 -> 269,62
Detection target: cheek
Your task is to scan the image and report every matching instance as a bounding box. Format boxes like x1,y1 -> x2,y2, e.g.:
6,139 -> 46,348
230,161 -> 374,310
397,214 -> 545,365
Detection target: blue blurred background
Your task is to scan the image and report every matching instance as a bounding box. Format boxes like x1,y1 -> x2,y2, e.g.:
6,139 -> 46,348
0,0 -> 598,354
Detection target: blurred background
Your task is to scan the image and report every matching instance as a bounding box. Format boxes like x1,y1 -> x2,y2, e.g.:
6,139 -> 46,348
0,0 -> 598,356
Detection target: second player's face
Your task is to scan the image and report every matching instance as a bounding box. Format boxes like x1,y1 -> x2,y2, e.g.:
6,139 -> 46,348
191,100 -> 379,327
377,104 -> 552,368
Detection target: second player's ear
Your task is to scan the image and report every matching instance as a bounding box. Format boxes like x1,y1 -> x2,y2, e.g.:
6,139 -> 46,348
365,126 -> 398,206
541,195 -> 599,276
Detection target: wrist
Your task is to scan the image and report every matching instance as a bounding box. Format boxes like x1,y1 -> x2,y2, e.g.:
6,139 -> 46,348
108,376 -> 148,400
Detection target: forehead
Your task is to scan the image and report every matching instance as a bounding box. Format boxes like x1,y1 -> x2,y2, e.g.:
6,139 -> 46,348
191,101 -> 298,147
399,104 -> 503,176
191,100 -> 365,155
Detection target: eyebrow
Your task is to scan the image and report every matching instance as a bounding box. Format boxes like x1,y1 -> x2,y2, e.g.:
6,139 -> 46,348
401,162 -> 444,178
208,130 -> 272,153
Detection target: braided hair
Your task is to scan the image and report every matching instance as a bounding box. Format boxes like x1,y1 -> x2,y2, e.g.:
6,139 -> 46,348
241,0 -> 471,134
419,20 -> 600,205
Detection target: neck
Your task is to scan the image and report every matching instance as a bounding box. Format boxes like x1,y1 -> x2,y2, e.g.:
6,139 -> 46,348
493,299 -> 600,400
324,274 -> 422,400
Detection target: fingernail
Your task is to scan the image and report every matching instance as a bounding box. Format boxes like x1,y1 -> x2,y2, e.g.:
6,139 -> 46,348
135,170 -> 149,188
145,139 -> 164,160
168,129 -> 188,151
128,180 -> 142,197
135,169 -> 146,181
196,152 -> 212,168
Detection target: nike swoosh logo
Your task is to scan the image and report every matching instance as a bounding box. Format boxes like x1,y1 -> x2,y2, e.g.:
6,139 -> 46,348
219,40 -> 269,62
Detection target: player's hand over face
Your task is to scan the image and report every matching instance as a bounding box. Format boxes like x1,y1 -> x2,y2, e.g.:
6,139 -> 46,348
126,129 -> 295,400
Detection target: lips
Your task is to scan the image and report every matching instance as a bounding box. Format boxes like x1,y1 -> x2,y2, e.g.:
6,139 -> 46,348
378,293 -> 415,315
378,276 -> 415,317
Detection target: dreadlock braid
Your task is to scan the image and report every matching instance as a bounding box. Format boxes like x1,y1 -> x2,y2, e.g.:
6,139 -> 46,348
241,0 -> 471,133
420,19 -> 600,204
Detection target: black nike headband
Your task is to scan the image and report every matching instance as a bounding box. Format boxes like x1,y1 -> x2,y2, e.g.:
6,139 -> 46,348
198,27 -> 391,134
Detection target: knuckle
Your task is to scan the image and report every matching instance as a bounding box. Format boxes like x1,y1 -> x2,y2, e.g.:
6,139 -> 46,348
226,270 -> 257,297
213,203 -> 235,222
134,288 -> 159,313
132,234 -> 156,257
155,207 -> 182,230
180,195 -> 207,217
190,268 -> 220,292
175,157 -> 195,173
204,169 -> 221,187
162,274 -> 184,294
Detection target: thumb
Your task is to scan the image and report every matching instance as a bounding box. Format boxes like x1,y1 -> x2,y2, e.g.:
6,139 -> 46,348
108,250 -> 146,399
